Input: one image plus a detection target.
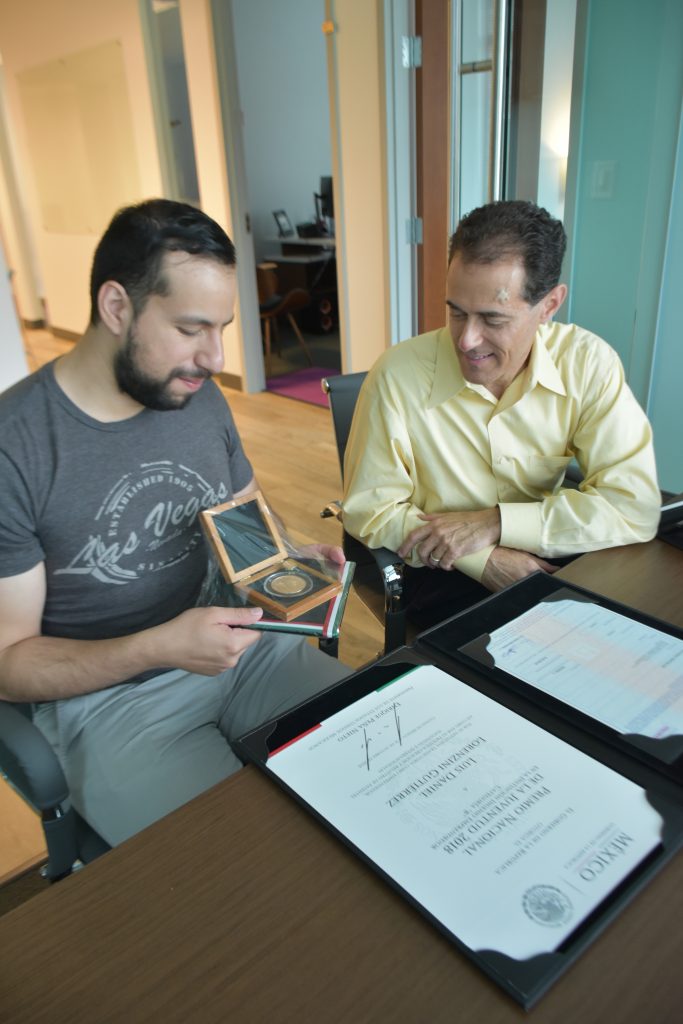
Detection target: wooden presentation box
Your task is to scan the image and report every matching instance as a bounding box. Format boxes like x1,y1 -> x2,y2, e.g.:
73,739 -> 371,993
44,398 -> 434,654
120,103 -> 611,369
200,491 -> 342,621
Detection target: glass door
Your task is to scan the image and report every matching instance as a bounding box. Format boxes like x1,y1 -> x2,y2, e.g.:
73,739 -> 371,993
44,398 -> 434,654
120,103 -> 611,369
451,0 -> 508,228
451,0 -> 575,227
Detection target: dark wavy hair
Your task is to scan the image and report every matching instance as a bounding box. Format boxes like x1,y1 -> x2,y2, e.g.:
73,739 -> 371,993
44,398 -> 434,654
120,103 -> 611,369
448,200 -> 566,305
89,198 -> 236,325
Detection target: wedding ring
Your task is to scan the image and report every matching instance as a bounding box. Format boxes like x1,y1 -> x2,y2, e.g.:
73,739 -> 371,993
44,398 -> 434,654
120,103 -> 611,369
430,554 -> 441,564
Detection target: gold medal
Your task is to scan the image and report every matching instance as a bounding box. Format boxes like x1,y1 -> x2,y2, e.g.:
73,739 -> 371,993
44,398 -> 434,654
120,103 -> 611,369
264,571 -> 313,597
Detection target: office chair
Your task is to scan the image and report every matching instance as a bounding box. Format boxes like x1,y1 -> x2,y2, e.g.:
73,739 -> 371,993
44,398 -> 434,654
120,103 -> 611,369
0,701 -> 110,881
321,371 -> 409,654
256,262 -> 314,376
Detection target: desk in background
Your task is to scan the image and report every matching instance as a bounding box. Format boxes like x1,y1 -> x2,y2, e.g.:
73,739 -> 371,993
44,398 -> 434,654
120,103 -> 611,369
2,540 -> 683,1022
268,234 -> 335,253
265,235 -> 337,300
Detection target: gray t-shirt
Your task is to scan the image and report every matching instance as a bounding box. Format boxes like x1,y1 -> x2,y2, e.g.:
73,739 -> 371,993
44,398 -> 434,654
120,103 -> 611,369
0,361 -> 253,649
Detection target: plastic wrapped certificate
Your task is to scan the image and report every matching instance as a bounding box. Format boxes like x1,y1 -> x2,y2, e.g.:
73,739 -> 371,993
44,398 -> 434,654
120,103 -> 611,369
420,572 -> 683,778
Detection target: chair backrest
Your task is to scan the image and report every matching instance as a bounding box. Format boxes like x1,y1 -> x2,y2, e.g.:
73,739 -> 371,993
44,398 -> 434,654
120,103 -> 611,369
256,262 -> 279,304
0,698 -> 111,878
323,371 -> 367,479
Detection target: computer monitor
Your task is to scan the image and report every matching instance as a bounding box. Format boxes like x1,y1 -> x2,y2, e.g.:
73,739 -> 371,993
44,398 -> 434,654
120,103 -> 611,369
318,176 -> 334,219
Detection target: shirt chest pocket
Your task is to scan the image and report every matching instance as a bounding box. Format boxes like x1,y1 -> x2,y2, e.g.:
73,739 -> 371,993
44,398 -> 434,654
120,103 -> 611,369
495,454 -> 573,498
524,455 -> 573,494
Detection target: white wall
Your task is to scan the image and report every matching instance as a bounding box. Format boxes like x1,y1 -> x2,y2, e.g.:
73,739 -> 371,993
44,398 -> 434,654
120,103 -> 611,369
0,233 -> 29,390
231,0 -> 333,261
0,0 -> 163,335
0,64 -> 43,324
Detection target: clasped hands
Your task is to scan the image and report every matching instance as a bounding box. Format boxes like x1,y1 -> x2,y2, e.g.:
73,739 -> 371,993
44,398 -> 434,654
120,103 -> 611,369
398,508 -> 502,569
398,507 -> 558,592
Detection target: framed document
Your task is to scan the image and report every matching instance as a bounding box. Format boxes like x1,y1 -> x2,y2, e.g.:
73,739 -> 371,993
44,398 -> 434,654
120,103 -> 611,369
234,651 -> 683,1007
200,491 -> 342,621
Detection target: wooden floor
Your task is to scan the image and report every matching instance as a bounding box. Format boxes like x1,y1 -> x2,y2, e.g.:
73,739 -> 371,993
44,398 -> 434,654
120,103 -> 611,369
1,328 -> 383,884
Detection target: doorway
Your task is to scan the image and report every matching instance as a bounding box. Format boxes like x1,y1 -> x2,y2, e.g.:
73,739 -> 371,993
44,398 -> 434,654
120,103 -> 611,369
230,0 -> 341,404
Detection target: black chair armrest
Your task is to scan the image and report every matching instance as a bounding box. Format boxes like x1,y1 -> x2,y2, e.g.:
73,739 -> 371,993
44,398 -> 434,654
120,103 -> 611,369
346,537 -> 407,653
320,495 -> 409,654
367,547 -> 406,649
319,501 -> 405,580
659,494 -> 683,529
367,545 -> 404,573
0,701 -> 69,811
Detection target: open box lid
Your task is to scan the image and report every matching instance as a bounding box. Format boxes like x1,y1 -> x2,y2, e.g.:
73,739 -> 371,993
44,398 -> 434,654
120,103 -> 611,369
201,491 -> 288,583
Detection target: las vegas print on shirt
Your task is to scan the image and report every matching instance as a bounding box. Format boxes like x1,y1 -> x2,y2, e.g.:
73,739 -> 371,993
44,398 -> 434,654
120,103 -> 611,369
54,460 -> 229,584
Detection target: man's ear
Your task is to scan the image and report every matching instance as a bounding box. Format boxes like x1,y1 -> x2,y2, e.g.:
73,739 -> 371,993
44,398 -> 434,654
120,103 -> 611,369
538,283 -> 567,323
98,281 -> 132,336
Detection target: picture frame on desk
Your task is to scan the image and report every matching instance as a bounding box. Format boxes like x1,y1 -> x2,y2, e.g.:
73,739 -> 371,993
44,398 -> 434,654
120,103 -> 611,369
272,209 -> 294,238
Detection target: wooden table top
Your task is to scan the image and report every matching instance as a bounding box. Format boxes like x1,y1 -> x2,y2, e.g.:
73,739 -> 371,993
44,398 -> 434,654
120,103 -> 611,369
555,537 -> 683,629
2,540 -> 683,1023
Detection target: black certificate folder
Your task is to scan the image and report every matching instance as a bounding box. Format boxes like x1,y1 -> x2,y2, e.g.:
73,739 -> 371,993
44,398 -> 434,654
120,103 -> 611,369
234,652 -> 683,1008
418,572 -> 683,782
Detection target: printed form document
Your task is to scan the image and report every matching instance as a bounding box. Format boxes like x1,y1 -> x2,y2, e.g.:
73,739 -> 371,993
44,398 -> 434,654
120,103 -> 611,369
476,598 -> 683,742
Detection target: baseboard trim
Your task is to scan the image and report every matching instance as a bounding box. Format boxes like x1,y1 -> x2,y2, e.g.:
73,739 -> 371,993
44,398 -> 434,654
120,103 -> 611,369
50,328 -> 80,342
216,371 -> 243,391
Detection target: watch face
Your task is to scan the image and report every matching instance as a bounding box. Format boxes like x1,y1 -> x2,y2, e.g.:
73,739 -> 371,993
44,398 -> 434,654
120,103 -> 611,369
263,569 -> 314,598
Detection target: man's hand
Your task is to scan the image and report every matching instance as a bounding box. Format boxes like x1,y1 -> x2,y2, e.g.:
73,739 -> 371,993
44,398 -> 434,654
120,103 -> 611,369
398,508 -> 501,568
481,546 -> 559,592
156,606 -> 264,676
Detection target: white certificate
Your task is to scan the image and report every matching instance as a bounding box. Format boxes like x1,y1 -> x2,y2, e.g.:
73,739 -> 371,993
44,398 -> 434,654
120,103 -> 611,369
479,598 -> 683,744
268,664 -> 662,959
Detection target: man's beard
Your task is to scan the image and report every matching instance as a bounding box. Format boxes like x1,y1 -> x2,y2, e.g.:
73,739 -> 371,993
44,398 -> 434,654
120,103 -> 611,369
114,325 -> 209,411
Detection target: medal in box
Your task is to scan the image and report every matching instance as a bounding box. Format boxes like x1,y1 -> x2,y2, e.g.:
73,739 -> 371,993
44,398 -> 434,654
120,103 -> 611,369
200,490 -> 343,621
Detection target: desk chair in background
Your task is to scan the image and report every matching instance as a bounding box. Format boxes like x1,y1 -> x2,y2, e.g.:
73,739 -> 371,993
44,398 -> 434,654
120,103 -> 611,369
0,701 -> 110,880
256,262 -> 313,377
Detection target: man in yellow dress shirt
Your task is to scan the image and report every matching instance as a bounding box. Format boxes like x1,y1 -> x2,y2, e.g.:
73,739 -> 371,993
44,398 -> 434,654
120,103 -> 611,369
342,200 -> 661,627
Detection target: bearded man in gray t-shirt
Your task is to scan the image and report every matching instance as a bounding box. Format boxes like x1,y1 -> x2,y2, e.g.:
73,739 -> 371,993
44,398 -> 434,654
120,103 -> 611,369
0,199 -> 348,846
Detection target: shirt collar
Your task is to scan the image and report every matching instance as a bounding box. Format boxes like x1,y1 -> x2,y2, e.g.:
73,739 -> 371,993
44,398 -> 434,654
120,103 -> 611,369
428,328 -> 468,408
526,325 -> 566,397
427,325 -> 567,408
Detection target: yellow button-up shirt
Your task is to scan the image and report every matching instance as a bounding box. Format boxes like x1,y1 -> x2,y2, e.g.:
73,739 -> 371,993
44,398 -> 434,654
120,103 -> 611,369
342,323 -> 661,580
